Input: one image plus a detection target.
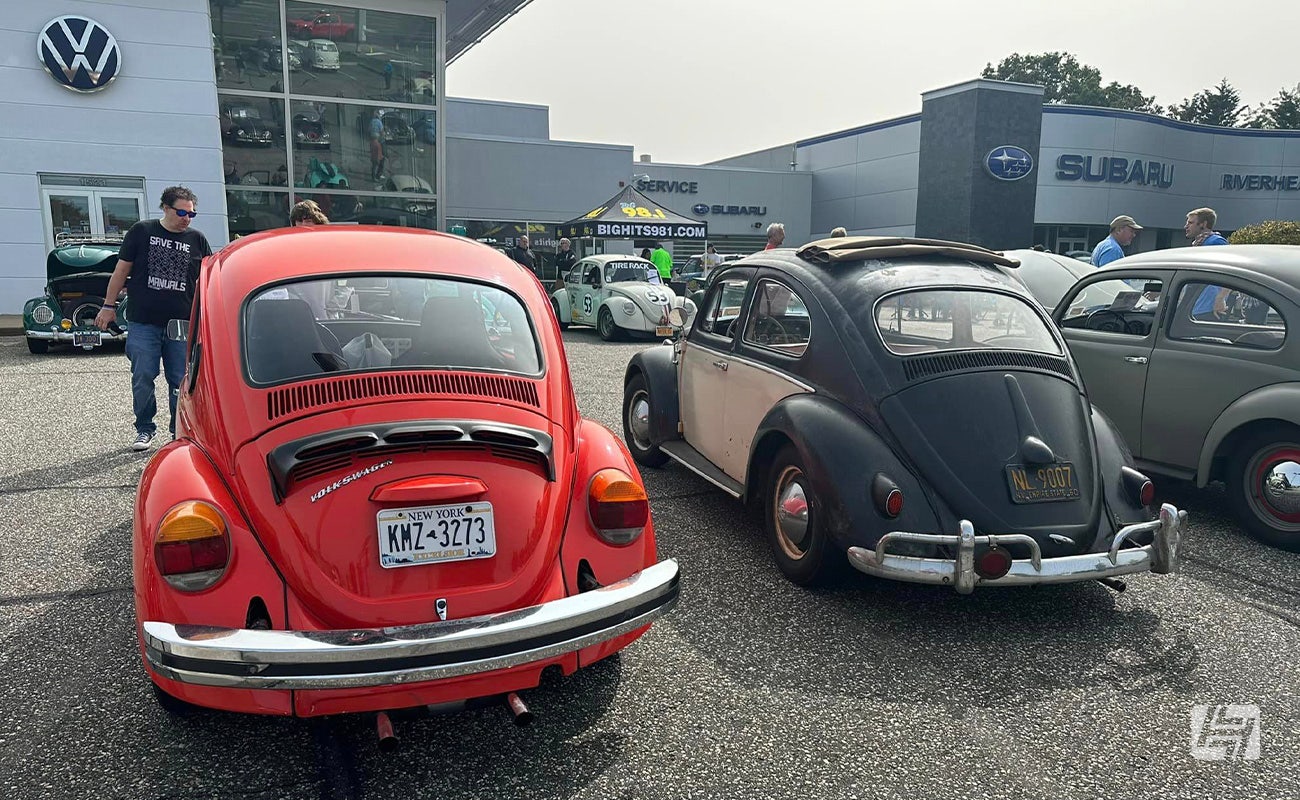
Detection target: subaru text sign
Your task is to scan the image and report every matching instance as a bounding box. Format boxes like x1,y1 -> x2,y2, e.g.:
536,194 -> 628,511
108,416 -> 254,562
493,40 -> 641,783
985,146 -> 1034,181
38,16 -> 121,93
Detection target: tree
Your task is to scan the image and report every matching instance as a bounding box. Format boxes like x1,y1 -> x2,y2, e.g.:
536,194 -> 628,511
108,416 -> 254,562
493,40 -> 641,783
1229,221 -> 1300,245
1246,84 -> 1300,129
981,52 -> 1161,112
1168,79 -> 1248,127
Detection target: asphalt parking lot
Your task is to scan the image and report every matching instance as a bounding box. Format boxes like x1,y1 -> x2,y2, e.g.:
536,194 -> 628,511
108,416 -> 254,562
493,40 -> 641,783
1,329 -> 1297,800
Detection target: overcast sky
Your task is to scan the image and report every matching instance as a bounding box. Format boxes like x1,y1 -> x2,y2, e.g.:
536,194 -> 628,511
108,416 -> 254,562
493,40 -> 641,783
448,0 -> 1299,165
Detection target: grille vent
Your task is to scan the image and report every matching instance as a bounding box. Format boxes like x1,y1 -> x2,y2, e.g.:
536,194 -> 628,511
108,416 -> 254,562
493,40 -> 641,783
267,371 -> 540,420
288,443 -> 545,486
902,351 -> 1073,382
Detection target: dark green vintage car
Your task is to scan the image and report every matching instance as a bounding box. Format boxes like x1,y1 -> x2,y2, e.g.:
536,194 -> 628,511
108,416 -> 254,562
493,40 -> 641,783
23,237 -> 130,354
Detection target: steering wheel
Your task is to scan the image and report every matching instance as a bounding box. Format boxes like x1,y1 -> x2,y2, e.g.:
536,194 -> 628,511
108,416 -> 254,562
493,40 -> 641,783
1124,319 -> 1150,336
1084,309 -> 1127,333
752,316 -> 787,343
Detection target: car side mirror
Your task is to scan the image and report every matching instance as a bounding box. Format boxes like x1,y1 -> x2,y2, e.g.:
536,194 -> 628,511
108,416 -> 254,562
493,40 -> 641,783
668,307 -> 686,328
165,318 -> 189,342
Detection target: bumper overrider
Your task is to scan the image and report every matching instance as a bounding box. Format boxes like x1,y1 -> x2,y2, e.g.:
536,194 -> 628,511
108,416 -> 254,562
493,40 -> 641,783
846,504 -> 1186,594
143,560 -> 679,690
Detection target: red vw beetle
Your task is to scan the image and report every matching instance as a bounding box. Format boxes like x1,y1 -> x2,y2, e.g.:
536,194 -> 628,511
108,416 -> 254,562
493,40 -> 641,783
133,227 -> 679,723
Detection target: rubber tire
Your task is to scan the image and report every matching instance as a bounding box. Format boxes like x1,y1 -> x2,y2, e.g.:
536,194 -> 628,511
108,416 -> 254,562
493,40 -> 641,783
151,682 -> 201,716
26,337 -> 49,354
623,373 -> 669,468
597,307 -> 621,341
551,299 -> 569,330
764,444 -> 839,586
1226,426 -> 1300,551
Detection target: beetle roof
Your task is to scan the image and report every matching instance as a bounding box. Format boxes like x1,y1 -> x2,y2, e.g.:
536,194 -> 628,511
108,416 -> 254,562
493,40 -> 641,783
581,254 -> 655,265
211,226 -> 544,299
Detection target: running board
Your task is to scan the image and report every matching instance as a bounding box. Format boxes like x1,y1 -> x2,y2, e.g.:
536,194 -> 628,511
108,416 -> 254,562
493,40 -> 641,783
659,441 -> 745,498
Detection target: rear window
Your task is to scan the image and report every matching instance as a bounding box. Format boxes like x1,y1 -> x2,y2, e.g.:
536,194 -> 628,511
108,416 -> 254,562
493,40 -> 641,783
874,289 -> 1062,356
243,276 -> 541,385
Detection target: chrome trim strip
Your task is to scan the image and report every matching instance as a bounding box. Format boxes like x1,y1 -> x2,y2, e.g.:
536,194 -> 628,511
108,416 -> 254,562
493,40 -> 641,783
143,559 -> 679,690
846,504 -> 1185,594
661,447 -> 743,498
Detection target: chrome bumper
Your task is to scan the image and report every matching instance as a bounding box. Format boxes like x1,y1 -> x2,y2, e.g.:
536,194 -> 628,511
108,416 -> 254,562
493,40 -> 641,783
27,329 -> 126,343
846,504 -> 1185,594
143,559 -> 679,690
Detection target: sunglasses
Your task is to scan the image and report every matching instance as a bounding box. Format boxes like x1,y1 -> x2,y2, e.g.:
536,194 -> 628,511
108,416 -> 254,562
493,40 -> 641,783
167,206 -> 198,218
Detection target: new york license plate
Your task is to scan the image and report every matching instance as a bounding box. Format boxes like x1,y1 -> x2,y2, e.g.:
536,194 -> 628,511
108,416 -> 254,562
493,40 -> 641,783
376,502 -> 496,568
1005,462 -> 1080,504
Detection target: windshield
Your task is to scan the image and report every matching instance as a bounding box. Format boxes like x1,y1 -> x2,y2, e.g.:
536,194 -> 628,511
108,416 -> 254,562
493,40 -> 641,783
243,276 -> 541,385
605,261 -> 661,284
873,289 -> 1062,356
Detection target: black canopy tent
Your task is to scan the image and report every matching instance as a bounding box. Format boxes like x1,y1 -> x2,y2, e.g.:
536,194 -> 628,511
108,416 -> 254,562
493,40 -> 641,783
557,185 -> 707,242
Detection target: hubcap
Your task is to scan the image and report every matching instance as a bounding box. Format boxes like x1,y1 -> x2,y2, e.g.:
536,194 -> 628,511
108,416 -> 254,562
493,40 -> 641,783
1248,446 -> 1300,528
600,312 -> 612,336
628,390 -> 652,450
773,466 -> 811,559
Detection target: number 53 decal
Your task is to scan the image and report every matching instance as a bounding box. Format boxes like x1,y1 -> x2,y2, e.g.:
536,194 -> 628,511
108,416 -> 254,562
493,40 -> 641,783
582,295 -> 594,315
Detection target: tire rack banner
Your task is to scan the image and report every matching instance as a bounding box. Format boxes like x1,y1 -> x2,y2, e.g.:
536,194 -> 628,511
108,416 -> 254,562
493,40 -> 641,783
558,185 -> 708,241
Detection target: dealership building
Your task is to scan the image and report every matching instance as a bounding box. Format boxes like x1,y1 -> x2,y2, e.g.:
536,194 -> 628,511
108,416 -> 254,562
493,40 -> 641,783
3,1 -> 1300,314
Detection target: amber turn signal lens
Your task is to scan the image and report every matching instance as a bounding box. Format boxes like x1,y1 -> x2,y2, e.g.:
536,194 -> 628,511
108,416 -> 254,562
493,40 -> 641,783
155,501 -> 230,590
588,468 -> 649,545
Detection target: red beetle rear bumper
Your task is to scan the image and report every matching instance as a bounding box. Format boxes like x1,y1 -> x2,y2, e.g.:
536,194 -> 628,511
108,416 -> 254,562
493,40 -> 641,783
142,560 -> 678,714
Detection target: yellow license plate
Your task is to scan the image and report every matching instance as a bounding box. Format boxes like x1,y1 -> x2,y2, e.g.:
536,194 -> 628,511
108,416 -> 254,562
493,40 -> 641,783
1005,462 -> 1079,504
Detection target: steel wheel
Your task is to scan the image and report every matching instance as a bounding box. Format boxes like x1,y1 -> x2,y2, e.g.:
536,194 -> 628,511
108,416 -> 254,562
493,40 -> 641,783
1228,428 -> 1300,551
764,444 -> 839,585
597,307 -> 620,341
622,374 -> 668,467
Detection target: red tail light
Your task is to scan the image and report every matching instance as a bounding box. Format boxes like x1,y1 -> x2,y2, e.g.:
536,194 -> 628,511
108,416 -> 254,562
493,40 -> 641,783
1121,466 -> 1155,507
872,473 -> 903,518
588,468 -> 649,545
974,547 -> 1012,580
885,489 -> 904,518
154,501 -> 230,591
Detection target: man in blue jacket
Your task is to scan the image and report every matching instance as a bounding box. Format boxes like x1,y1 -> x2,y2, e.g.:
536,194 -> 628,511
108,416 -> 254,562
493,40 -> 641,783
1090,215 -> 1142,267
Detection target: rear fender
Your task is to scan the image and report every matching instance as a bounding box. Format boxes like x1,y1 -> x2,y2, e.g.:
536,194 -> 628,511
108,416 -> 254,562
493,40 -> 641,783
134,442 -> 291,713
1197,383 -> 1300,486
558,420 -> 659,666
749,394 -> 941,549
624,345 -> 680,445
1090,407 -> 1154,543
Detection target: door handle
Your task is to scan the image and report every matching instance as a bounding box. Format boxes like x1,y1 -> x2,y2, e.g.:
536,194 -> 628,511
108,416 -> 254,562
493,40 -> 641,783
1123,356 -> 1148,364
712,360 -> 729,371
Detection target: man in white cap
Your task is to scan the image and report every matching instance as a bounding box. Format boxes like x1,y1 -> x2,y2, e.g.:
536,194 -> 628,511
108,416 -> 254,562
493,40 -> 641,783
1090,215 -> 1142,267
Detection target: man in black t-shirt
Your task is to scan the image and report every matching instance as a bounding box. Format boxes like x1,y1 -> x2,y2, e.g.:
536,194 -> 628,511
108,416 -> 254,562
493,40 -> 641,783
95,186 -> 213,451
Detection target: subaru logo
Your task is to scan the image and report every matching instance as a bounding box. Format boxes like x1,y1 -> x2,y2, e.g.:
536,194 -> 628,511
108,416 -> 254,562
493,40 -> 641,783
691,203 -> 710,215
985,145 -> 1034,181
37,16 -> 121,93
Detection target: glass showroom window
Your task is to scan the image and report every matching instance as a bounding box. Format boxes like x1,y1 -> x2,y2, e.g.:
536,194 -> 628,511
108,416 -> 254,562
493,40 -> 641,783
285,4 -> 436,106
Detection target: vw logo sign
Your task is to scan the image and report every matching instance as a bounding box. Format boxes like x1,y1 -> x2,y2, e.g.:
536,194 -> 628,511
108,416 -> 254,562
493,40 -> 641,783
38,16 -> 121,93
691,203 -> 710,215
985,145 -> 1034,181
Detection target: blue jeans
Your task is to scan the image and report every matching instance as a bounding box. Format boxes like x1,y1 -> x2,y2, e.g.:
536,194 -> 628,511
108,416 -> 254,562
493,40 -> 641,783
125,322 -> 187,436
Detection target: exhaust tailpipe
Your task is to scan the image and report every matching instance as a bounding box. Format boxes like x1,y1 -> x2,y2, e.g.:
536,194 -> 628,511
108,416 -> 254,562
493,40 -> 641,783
376,711 -> 399,752
506,692 -> 534,727
1097,577 -> 1127,593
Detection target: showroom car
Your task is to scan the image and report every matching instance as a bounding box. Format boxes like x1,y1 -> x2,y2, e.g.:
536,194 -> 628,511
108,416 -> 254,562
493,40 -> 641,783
133,226 -> 680,720
1055,244 -> 1300,550
220,101 -> 277,147
551,255 -> 697,341
23,235 -> 130,354
291,110 -> 330,149
622,236 -> 1185,592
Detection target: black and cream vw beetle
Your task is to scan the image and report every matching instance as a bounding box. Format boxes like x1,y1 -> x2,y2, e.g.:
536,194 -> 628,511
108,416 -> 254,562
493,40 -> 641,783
621,237 -> 1187,593
551,255 -> 696,340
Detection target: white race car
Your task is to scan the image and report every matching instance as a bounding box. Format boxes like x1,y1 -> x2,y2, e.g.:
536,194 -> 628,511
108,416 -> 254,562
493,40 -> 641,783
551,255 -> 697,340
